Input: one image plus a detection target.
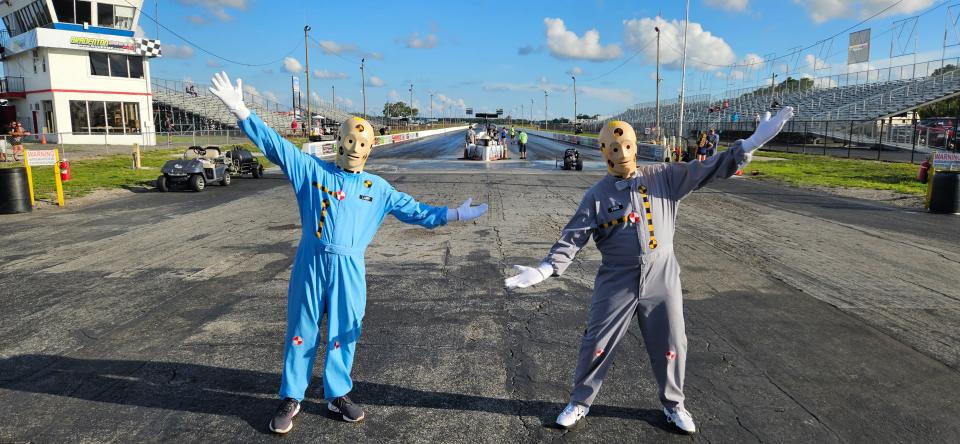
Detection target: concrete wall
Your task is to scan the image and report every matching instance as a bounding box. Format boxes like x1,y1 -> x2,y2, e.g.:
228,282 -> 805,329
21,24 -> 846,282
303,125 -> 468,158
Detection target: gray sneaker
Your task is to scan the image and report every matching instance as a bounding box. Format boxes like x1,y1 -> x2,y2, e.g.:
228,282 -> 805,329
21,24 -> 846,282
269,398 -> 300,434
328,395 -> 365,422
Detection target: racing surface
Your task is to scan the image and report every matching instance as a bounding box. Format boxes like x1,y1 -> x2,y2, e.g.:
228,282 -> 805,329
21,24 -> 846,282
2,131 -> 960,442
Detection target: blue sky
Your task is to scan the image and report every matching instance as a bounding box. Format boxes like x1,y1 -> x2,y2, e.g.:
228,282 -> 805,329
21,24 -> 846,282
141,0 -> 955,119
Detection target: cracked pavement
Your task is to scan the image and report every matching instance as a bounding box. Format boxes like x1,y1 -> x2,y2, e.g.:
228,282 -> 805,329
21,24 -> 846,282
1,132 -> 959,442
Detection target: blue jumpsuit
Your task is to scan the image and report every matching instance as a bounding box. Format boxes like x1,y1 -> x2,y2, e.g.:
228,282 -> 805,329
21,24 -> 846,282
239,112 -> 449,401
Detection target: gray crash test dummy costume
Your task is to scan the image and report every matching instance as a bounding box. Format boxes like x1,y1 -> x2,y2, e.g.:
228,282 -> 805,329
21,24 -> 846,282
505,107 -> 795,432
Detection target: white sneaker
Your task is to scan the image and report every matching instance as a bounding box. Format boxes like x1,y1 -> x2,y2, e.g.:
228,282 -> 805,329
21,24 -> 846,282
664,406 -> 697,434
556,402 -> 589,428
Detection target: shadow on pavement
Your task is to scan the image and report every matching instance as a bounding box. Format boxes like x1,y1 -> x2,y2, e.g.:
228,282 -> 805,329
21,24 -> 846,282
0,354 -> 671,434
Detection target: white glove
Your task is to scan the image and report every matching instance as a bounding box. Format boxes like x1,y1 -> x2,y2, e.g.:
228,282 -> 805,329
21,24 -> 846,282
742,106 -> 794,153
446,198 -> 489,222
208,71 -> 250,121
504,263 -> 553,289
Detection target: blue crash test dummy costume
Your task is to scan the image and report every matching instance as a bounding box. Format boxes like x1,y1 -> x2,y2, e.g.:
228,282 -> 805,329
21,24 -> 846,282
239,112 -> 487,402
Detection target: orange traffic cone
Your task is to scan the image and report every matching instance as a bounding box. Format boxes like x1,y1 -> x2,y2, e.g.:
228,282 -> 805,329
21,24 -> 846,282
40,133 -> 46,144
734,169 -> 743,176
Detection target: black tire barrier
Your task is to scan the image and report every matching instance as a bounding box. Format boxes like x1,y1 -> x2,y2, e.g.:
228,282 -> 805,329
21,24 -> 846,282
929,171 -> 960,214
0,167 -> 32,214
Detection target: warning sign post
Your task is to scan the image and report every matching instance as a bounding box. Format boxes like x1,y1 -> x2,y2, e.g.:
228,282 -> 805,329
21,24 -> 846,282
24,149 -> 65,208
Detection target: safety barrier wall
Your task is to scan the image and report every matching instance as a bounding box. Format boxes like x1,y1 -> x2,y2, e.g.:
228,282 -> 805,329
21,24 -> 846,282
302,125 -> 469,158
524,129 -> 668,162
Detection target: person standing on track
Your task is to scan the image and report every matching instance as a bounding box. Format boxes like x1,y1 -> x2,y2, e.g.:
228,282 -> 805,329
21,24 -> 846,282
504,108 -> 795,434
208,71 -> 490,435
518,129 -> 529,160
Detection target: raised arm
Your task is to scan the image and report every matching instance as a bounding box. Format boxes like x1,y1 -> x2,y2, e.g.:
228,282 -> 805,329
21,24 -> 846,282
505,190 -> 596,289
667,106 -> 794,200
209,72 -> 310,186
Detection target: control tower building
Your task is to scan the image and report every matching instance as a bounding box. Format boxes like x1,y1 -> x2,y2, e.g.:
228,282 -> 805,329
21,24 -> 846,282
0,0 -> 159,145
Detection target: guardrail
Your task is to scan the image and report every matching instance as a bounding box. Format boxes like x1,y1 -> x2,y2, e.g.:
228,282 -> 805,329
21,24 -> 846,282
523,128 -> 669,162
302,125 -> 469,158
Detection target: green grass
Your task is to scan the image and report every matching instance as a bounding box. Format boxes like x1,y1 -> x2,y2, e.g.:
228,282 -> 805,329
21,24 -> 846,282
747,151 -> 924,195
1,142 -> 274,201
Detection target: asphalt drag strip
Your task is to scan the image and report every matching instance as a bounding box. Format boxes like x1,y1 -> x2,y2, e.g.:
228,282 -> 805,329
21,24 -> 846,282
1,133 -> 959,442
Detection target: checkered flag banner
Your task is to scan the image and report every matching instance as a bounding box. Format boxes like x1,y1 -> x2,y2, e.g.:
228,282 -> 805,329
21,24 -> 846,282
137,39 -> 162,58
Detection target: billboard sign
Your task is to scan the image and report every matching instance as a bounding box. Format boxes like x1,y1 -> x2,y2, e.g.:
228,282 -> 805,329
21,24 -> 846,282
292,76 -> 300,93
848,29 -> 871,65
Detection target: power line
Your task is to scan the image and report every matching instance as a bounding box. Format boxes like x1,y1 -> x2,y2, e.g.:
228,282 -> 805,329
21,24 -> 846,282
580,36 -> 657,83
123,0 -> 302,67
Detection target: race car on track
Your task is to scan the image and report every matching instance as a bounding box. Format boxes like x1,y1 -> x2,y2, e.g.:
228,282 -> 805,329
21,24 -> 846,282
558,148 -> 583,171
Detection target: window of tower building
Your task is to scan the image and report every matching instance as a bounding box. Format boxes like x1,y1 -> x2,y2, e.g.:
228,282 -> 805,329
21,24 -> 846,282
70,101 -> 142,135
89,53 -> 145,79
97,4 -> 134,30
51,0 -> 91,25
3,0 -> 53,36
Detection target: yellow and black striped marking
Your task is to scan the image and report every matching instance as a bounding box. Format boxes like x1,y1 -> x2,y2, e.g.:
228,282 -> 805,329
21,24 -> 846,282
316,199 -> 331,238
364,180 -> 373,188
638,185 -> 658,249
313,181 -> 343,200
598,214 -> 631,230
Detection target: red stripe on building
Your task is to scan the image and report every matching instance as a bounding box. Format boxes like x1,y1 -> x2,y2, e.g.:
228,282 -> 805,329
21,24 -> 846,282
22,89 -> 153,96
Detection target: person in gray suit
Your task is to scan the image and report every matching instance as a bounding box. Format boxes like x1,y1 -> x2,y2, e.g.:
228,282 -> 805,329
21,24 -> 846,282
505,108 -> 795,434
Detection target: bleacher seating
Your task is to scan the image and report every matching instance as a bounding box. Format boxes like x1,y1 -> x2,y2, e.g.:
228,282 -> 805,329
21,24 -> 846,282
151,78 -> 357,130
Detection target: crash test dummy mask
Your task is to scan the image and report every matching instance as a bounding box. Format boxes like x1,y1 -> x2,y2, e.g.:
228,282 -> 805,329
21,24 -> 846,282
336,116 -> 376,172
599,120 -> 638,178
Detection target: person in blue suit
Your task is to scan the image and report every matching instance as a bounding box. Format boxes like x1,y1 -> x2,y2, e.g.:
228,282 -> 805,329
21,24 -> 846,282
209,72 -> 489,434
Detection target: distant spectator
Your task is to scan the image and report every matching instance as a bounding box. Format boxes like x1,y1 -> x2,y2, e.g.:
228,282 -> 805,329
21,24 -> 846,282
707,129 -> 719,157
291,119 -> 298,136
696,131 -> 710,162
186,84 -> 199,97
379,126 -> 387,136
8,121 -> 28,161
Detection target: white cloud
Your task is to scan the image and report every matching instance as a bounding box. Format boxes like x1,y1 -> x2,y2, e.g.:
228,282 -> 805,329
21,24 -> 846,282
177,0 -> 248,21
367,76 -> 385,87
567,66 -> 583,76
388,89 -> 402,101
623,17 -> 735,71
242,83 -> 259,97
314,69 -> 349,80
205,59 -> 223,68
741,53 -> 764,70
804,53 -> 830,71
579,86 -> 633,104
336,96 -> 354,109
185,15 -> 206,25
317,40 -> 383,60
406,31 -> 438,49
704,0 -> 749,11
263,91 -> 279,103
544,17 -> 622,61
517,44 -> 541,55
791,0 -> 935,23
164,44 -> 194,59
282,57 -> 303,74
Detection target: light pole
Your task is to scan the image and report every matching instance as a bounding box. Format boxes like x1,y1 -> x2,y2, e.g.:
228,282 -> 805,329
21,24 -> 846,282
408,83 -> 414,118
304,25 -> 312,136
655,25 -> 661,142
331,85 -> 335,109
572,75 -> 577,129
430,93 -> 434,120
360,58 -> 367,116
530,98 -> 534,123
677,0 -> 690,143
544,90 -> 548,129
770,73 -> 778,105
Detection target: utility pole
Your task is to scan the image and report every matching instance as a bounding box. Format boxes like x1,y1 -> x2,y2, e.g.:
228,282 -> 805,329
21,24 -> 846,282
409,83 -> 413,118
544,90 -> 549,129
331,85 -> 335,109
430,93 -> 433,119
572,75 -> 577,128
530,98 -> 534,123
520,103 -> 524,124
771,73 -> 778,105
304,25 -> 312,136
655,25 -> 662,142
360,58 -> 367,116
677,0 -> 690,142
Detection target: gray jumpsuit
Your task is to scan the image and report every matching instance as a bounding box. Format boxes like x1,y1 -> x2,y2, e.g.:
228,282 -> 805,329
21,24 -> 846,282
543,142 -> 746,410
